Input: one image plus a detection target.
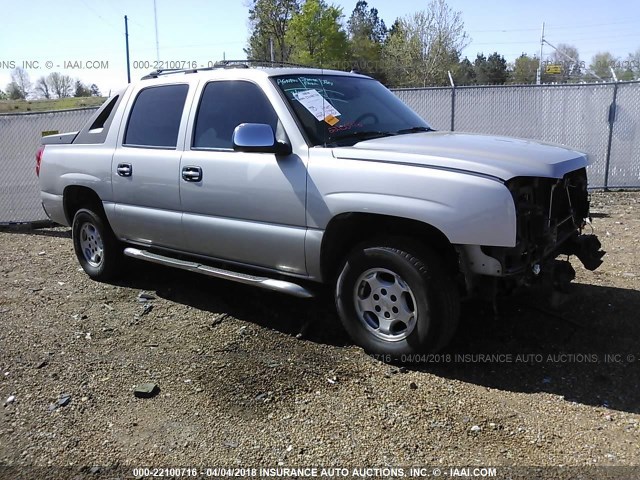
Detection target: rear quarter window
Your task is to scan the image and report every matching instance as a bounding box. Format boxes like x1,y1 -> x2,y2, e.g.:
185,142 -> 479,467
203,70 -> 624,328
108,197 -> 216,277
73,93 -> 123,145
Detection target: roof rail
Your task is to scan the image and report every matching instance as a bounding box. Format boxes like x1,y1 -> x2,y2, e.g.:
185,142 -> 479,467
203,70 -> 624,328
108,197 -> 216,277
215,59 -> 311,69
140,59 -> 313,80
140,67 -> 211,80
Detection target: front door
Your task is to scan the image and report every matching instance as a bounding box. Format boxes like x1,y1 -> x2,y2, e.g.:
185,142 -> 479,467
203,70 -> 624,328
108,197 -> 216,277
179,80 -> 308,275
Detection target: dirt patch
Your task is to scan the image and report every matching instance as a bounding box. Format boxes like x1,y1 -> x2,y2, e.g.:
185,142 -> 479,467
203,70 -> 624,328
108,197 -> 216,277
0,192 -> 638,477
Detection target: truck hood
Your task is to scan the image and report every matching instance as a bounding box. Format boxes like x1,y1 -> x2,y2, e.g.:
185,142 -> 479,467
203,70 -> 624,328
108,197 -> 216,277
332,131 -> 589,181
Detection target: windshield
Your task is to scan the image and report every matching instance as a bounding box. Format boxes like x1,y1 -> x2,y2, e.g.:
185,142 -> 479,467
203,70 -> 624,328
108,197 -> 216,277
273,74 -> 432,147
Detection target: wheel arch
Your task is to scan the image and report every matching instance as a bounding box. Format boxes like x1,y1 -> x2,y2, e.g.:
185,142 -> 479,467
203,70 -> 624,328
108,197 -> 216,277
63,186 -> 105,225
320,212 -> 459,283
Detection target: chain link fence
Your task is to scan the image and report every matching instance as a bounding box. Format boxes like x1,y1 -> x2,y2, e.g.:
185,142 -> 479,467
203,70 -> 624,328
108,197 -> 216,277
396,80 -> 640,189
607,82 -> 640,187
395,87 -> 453,132
0,108 -> 97,224
1,81 -> 639,224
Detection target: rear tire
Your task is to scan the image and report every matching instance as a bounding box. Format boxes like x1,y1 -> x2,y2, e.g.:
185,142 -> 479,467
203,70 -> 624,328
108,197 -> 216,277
72,208 -> 122,281
335,239 -> 459,357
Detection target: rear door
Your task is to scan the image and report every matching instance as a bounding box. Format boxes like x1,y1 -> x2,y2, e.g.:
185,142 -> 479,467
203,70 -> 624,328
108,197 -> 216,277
110,81 -> 193,249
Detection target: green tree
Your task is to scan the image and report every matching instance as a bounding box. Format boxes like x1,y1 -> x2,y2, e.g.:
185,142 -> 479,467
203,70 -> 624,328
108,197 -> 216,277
618,68 -> 635,81
245,0 -> 300,62
0,89 -> 7,100
589,52 -> 618,81
74,80 -> 92,97
348,1 -> 386,43
381,0 -> 469,87
381,19 -> 420,87
8,67 -> 30,99
347,1 -> 387,80
286,0 -> 349,66
90,84 -> 101,96
6,82 -> 25,100
486,52 -> 508,84
473,53 -> 488,83
452,57 -> 475,85
387,18 -> 402,38
626,48 -> 640,80
509,53 -> 538,84
474,52 -> 507,85
508,53 -> 544,85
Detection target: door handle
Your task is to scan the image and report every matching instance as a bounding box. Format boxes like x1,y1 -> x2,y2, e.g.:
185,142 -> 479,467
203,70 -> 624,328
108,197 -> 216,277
116,163 -> 132,177
182,166 -> 202,182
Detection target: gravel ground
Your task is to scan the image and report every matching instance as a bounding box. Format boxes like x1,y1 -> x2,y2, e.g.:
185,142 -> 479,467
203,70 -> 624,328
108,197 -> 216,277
0,191 -> 638,479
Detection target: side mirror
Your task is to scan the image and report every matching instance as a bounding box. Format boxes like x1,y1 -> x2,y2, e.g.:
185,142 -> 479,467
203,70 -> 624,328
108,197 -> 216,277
232,123 -> 292,155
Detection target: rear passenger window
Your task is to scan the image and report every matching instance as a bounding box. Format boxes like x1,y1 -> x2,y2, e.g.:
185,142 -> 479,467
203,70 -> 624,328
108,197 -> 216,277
124,84 -> 188,148
193,81 -> 278,150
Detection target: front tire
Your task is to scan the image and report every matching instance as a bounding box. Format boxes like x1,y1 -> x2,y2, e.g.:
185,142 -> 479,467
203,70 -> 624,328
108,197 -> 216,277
72,208 -> 122,281
335,240 -> 460,356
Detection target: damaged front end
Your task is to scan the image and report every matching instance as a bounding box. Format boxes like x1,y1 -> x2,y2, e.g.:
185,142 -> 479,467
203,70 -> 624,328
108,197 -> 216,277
478,168 -> 605,293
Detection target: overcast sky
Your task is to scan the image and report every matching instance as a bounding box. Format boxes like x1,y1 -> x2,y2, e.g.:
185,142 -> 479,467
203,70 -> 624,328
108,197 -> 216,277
1,0 -> 639,96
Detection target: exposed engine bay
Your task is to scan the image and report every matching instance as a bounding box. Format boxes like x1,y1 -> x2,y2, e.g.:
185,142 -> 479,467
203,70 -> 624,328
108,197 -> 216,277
479,168 -> 605,294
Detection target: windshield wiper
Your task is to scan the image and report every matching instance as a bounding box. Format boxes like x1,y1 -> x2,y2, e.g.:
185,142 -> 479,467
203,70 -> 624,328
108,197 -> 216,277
395,126 -> 434,135
330,130 -> 396,146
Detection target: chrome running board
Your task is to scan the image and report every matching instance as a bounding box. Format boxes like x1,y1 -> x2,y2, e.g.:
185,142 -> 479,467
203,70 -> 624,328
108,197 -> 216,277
123,247 -> 314,298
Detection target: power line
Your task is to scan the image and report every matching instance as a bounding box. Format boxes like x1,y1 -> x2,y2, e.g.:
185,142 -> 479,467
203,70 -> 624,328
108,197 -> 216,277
101,0 -> 158,35
545,19 -> 640,30
468,27 -> 541,33
468,32 -> 640,47
160,41 -> 247,49
551,33 -> 640,42
467,19 -> 639,34
75,0 -> 155,42
470,40 -> 539,46
75,0 -> 121,33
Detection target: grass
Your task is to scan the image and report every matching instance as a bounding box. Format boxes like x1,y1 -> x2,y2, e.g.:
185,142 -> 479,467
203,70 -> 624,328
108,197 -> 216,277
0,97 -> 106,114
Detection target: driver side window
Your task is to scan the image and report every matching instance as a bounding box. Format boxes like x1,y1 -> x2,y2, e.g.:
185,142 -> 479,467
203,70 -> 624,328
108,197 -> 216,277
193,81 -> 279,150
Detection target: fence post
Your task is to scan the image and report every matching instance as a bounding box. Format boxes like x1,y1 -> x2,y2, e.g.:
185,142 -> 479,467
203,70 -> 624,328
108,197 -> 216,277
603,81 -> 618,190
447,71 -> 456,131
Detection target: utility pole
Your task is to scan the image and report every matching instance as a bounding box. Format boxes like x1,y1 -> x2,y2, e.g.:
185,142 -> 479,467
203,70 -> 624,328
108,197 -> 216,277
153,0 -> 160,63
270,38 -> 275,63
536,22 -> 545,85
124,15 -> 131,83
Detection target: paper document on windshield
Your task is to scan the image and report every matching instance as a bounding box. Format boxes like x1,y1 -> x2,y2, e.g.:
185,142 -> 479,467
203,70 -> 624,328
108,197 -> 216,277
294,89 -> 341,123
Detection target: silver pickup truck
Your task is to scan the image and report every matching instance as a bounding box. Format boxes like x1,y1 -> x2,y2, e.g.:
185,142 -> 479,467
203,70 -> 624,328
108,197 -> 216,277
37,63 -> 604,355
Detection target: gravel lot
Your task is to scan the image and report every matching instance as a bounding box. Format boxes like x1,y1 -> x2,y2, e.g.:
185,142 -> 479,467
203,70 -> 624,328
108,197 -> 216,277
1,191 -> 638,479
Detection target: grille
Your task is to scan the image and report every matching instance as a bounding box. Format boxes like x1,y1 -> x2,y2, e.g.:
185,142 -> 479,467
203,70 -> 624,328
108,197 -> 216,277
491,168 -> 589,273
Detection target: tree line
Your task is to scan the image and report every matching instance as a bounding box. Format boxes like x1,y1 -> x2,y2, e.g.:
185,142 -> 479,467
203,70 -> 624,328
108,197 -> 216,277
245,0 -> 640,87
1,69 -> 100,101
3,0 -> 637,98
